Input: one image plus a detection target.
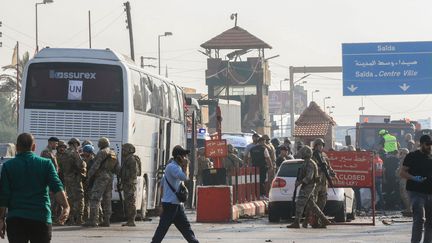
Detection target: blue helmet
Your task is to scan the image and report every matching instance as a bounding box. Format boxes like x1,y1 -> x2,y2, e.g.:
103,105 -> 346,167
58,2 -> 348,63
82,144 -> 95,154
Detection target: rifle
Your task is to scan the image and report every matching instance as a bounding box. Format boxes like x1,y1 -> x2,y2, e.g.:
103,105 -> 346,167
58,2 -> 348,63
292,168 -> 301,210
116,176 -> 125,218
313,150 -> 336,195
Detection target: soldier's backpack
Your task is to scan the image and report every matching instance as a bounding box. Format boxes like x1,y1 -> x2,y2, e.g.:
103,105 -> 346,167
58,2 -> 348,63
104,149 -> 119,172
133,154 -> 142,176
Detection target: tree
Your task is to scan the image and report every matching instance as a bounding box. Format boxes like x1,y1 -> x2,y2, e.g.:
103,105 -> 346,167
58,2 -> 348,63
0,51 -> 29,114
0,49 -> 29,143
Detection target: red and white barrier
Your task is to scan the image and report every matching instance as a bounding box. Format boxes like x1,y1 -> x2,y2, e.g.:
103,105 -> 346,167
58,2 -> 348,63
195,166 -> 268,222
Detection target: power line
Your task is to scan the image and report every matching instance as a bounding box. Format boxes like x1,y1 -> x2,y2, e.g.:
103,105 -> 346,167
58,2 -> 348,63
58,8 -> 123,46
2,33 -> 34,49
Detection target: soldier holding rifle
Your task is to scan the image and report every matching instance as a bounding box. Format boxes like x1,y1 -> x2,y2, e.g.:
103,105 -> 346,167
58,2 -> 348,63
287,146 -> 330,229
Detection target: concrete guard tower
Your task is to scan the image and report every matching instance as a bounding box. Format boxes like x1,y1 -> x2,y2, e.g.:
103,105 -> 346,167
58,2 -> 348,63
200,21 -> 272,135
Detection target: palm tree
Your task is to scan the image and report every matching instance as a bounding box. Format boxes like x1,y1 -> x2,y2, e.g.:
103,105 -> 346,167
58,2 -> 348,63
0,51 -> 29,116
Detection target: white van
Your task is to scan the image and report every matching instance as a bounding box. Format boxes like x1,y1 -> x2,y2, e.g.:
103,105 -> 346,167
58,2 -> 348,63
222,133 -> 253,159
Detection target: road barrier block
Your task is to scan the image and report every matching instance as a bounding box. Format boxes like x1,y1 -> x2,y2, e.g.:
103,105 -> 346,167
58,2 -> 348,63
196,185 -> 233,222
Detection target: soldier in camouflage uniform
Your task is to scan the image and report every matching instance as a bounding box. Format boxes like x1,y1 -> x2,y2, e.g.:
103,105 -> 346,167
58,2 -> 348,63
61,138 -> 86,225
83,137 -> 120,227
287,146 -> 331,228
119,143 -> 141,227
222,144 -> 243,185
41,136 -> 60,172
81,144 -> 96,222
196,148 -> 212,185
312,138 -> 336,227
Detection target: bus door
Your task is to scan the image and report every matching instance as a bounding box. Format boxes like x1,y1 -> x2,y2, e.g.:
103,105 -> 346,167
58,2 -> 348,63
153,119 -> 172,206
165,121 -> 172,162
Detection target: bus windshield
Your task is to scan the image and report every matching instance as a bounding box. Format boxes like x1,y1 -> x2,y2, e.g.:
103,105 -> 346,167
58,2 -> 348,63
24,62 -> 123,112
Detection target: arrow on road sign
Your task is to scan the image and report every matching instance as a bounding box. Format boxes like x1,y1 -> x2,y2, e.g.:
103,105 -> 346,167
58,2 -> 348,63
399,83 -> 410,92
347,84 -> 358,93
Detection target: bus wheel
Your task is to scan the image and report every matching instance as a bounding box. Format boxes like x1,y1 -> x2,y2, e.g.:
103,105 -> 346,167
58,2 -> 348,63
138,179 -> 148,220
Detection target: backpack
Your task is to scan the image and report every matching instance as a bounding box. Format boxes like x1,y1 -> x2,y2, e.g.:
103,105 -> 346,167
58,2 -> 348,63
104,150 -> 119,172
133,155 -> 142,176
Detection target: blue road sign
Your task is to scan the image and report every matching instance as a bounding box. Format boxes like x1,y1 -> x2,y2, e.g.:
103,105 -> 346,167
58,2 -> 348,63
342,41 -> 432,96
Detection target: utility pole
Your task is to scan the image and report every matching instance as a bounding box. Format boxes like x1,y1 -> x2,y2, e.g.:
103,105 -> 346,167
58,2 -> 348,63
0,21 -> 2,48
88,10 -> 92,48
124,1 -> 135,61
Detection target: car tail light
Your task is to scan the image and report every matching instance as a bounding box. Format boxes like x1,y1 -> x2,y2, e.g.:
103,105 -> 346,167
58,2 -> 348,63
272,177 -> 286,188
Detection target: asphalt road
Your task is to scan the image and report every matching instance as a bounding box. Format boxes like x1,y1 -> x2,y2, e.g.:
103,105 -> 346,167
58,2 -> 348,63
51,211 -> 413,243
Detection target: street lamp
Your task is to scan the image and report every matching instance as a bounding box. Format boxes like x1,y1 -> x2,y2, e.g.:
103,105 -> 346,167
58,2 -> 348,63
311,90 -> 320,102
35,0 -> 53,52
327,105 -> 335,114
158,32 -> 172,75
323,96 -> 331,112
279,78 -> 289,137
287,73 -> 310,140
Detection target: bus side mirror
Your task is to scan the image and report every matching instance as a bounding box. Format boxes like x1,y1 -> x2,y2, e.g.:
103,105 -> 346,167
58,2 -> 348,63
345,135 -> 352,146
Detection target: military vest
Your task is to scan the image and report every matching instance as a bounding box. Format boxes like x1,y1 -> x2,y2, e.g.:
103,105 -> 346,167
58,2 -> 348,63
250,145 -> 266,167
102,149 -> 119,172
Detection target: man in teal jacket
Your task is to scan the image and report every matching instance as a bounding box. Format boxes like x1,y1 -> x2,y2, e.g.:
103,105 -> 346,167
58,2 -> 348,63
0,133 -> 69,243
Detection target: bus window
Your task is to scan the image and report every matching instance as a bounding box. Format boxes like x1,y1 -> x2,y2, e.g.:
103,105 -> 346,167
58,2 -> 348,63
161,81 -> 170,118
169,84 -> 180,120
24,63 -> 123,112
131,70 -> 143,111
142,75 -> 152,113
150,77 -> 162,116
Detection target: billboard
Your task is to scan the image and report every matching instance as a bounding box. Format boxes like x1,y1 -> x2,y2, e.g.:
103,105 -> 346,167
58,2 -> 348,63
268,86 -> 307,115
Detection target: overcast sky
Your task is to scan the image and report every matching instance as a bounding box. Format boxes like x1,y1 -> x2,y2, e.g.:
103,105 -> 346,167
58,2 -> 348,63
1,0 -> 432,126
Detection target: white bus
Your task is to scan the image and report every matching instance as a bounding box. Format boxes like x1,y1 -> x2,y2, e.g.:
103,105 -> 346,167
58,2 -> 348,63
18,48 -> 187,218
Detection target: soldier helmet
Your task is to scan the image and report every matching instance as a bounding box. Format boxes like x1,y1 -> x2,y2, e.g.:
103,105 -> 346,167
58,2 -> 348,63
313,138 -> 325,147
98,137 -> 110,148
48,137 -> 59,142
68,137 -> 80,146
82,140 -> 93,147
82,144 -> 95,154
299,145 -> 313,159
58,140 -> 67,148
122,143 -> 136,154
197,147 -> 205,155
227,144 -> 235,153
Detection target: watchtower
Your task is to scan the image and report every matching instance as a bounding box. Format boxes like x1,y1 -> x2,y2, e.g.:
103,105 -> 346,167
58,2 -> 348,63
200,19 -> 272,135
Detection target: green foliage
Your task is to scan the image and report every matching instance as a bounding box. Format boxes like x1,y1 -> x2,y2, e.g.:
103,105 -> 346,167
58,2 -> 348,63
0,95 -> 17,143
0,51 -> 28,143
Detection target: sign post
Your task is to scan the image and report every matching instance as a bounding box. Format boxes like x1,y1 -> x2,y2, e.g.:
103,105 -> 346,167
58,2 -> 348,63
326,151 -> 375,226
343,41 -> 432,96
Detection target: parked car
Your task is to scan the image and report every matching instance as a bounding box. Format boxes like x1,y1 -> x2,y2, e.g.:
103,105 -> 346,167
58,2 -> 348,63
268,159 -> 356,223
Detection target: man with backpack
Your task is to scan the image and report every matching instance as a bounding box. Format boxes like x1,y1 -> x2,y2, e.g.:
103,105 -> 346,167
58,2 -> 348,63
151,145 -> 199,243
119,143 -> 142,227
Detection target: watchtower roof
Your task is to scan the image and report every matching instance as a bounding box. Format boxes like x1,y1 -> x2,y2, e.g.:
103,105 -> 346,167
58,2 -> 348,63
200,26 -> 272,50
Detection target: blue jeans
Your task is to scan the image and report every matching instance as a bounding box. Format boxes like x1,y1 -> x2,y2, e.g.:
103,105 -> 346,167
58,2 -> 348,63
151,203 -> 199,243
409,191 -> 432,243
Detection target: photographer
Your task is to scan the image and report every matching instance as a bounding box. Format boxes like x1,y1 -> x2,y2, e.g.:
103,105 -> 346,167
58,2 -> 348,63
151,145 -> 199,243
